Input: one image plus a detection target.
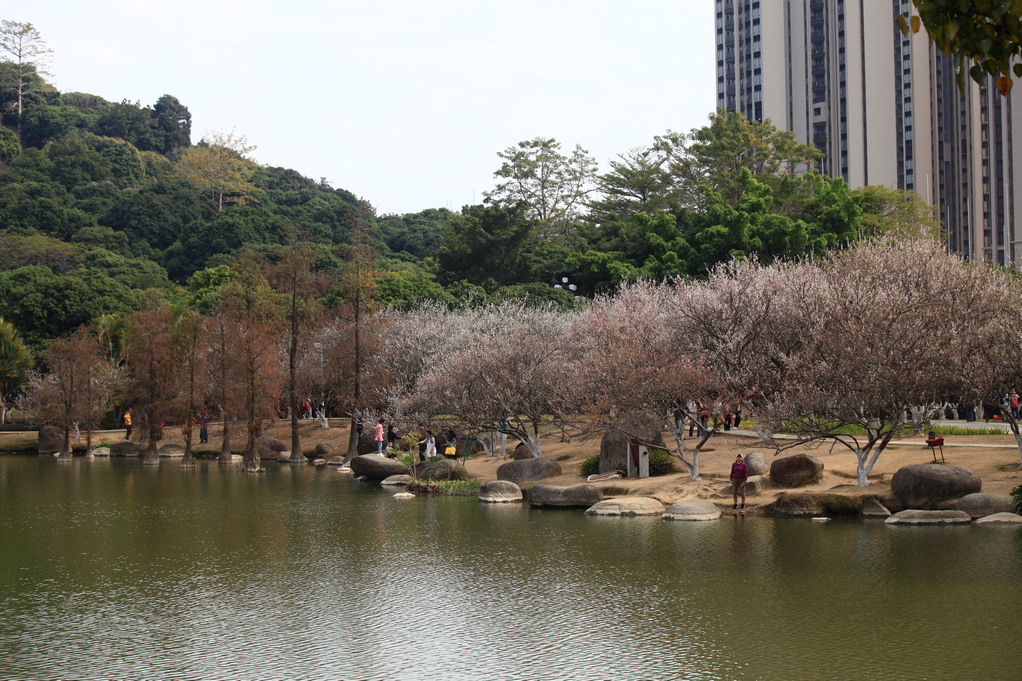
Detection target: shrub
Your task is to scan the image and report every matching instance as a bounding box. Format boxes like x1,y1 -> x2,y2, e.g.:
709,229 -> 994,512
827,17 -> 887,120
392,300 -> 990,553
649,448 -> 675,476
579,454 -> 600,477
1012,485 -> 1022,515
579,448 -> 674,477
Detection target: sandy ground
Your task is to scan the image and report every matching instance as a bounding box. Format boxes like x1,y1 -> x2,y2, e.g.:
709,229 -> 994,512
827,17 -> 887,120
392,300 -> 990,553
7,420 -> 1021,508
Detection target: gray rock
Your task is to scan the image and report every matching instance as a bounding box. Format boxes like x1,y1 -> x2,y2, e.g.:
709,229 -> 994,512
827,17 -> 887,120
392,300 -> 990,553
770,453 -> 824,487
663,499 -> 722,521
348,455 -> 410,481
418,458 -> 469,482
511,443 -> 534,460
91,446 -> 111,457
527,484 -> 603,508
110,440 -> 143,457
256,436 -> 287,459
585,496 -> 664,516
276,450 -> 295,462
38,425 -> 63,454
862,497 -> 891,518
890,464 -> 982,508
496,457 -> 562,484
884,509 -> 973,525
955,492 -> 1014,518
381,474 -> 412,486
973,512 -> 1022,525
315,442 -> 337,456
744,451 -> 769,476
479,480 -> 523,503
157,443 -> 185,457
598,422 -> 666,474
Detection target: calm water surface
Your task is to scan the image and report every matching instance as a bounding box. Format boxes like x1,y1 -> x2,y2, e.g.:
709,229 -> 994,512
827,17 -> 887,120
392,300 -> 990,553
1,455 -> 1020,681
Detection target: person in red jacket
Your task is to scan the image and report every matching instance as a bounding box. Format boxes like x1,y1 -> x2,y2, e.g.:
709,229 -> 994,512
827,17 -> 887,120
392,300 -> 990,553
730,453 -> 748,510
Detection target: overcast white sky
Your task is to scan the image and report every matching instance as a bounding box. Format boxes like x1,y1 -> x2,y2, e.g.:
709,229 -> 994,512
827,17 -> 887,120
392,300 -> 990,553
25,1 -> 716,215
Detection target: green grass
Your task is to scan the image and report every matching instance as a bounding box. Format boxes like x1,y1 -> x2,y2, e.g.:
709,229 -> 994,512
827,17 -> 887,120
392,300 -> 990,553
407,479 -> 481,496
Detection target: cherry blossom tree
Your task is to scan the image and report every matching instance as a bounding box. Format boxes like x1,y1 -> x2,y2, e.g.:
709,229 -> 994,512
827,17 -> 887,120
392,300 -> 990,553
395,302 -> 581,458
749,238 -> 992,486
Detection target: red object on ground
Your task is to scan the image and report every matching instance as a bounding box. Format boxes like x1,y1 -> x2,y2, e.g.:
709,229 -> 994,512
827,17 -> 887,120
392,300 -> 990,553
925,437 -> 945,462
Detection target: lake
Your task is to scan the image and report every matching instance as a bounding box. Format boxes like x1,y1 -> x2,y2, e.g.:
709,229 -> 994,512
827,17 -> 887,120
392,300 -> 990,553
0,455 -> 1019,681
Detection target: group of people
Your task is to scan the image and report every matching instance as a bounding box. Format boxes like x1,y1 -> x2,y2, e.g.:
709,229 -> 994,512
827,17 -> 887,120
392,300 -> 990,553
122,407 -> 210,444
675,401 -> 743,438
368,418 -> 460,462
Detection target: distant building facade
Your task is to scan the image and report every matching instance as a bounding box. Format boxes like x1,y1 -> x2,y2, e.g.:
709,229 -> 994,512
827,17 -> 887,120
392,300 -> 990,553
716,0 -> 1022,265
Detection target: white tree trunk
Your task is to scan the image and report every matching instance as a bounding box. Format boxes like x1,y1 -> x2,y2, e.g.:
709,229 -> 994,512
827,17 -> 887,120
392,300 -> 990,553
855,448 -> 882,486
670,428 -> 699,480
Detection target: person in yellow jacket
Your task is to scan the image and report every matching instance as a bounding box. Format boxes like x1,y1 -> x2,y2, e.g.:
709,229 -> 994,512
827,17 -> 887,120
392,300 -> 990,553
123,408 -> 133,441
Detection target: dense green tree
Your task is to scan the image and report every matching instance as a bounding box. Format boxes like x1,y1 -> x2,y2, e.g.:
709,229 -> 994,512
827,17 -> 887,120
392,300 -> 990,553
377,208 -> 452,259
0,125 -> 19,165
435,203 -> 533,291
70,225 -> 131,256
0,179 -> 95,238
0,232 -> 79,272
854,184 -> 942,241
0,265 -> 137,348
376,269 -> 453,310
19,103 -> 91,148
0,20 -> 53,133
152,94 -> 191,154
0,316 -> 32,424
675,109 -> 822,208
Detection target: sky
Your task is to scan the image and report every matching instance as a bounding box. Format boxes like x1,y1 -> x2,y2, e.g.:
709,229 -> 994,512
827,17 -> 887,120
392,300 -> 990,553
24,0 -> 716,216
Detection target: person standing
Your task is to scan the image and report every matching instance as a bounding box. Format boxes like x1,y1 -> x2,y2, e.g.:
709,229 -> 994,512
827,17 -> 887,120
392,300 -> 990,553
730,454 -> 748,510
199,411 -> 209,444
123,408 -> 133,441
374,418 -> 385,455
418,430 -> 436,459
386,424 -> 398,453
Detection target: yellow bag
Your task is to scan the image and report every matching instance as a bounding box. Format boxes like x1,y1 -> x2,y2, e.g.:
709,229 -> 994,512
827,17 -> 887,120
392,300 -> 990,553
444,446 -> 456,456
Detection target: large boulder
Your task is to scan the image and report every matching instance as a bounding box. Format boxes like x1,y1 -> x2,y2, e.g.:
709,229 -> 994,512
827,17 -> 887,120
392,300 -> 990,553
744,452 -> 769,476
479,480 -> 524,503
38,426 -> 63,454
974,512 -> 1022,525
255,436 -> 287,459
496,457 -> 562,484
348,455 -> 410,481
585,496 -> 664,516
662,499 -> 722,521
418,458 -> 470,482
110,440 -> 143,457
598,422 -> 665,474
315,442 -> 337,457
511,443 -> 534,460
91,446 -> 111,458
769,492 -> 862,517
527,484 -> 603,508
157,443 -> 185,458
884,509 -> 973,525
770,453 -> 824,488
890,464 -> 981,508
955,492 -> 1013,518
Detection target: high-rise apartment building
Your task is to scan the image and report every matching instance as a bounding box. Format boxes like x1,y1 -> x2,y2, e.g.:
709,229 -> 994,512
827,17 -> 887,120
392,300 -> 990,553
716,0 -> 1022,265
